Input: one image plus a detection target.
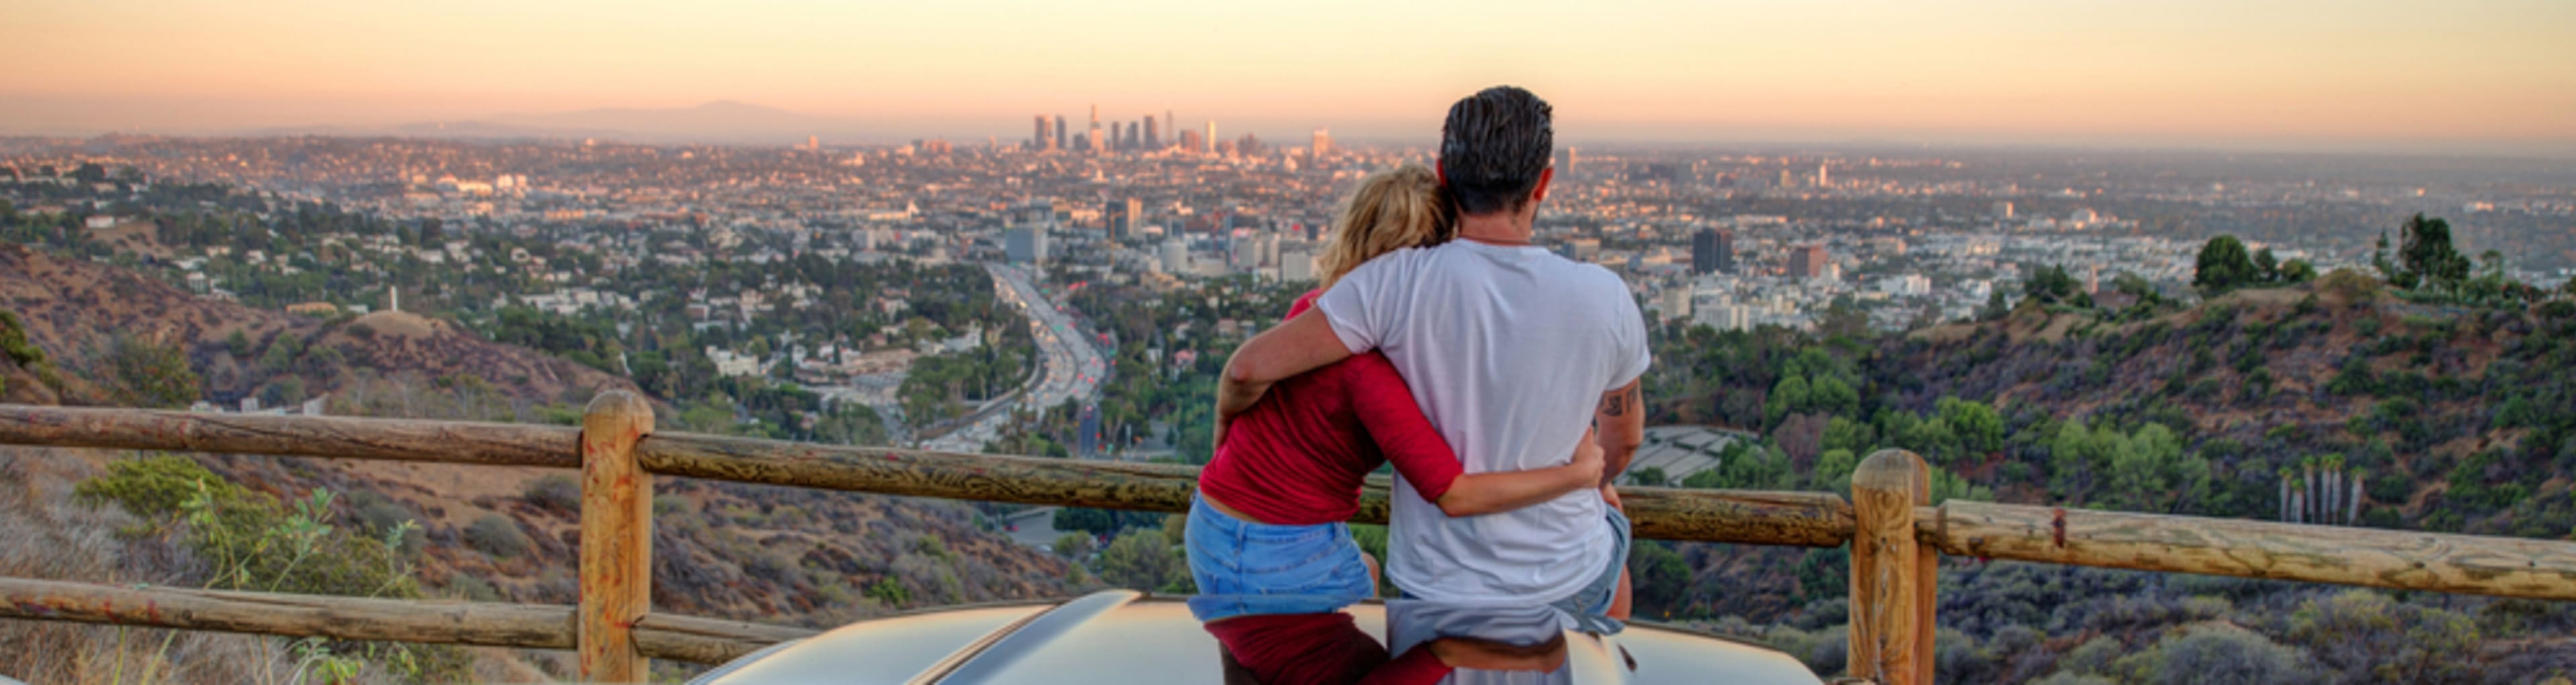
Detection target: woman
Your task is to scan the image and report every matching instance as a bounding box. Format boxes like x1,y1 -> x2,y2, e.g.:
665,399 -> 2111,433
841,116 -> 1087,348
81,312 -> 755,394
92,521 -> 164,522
1186,164 -> 1604,606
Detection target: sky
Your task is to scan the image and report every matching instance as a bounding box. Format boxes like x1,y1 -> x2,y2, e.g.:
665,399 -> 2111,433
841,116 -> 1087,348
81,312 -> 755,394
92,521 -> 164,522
4,0 -> 2573,153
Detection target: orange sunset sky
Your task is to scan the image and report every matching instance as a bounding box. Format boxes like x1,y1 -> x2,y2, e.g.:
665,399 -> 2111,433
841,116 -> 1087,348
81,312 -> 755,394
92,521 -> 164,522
3,0 -> 2571,152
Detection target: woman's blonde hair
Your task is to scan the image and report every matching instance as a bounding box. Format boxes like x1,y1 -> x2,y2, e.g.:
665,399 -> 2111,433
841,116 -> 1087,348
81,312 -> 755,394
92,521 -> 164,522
1315,164 -> 1454,290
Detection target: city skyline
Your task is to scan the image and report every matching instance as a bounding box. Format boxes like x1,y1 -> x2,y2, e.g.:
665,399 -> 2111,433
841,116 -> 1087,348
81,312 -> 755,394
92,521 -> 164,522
3,1 -> 2573,156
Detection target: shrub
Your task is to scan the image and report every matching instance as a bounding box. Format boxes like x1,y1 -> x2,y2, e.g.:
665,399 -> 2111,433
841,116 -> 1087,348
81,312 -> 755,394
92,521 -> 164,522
1051,532 -> 1093,558
71,456 -> 470,681
2106,623 -> 2310,685
522,474 -> 580,514
464,515 -> 533,558
865,576 -> 910,606
103,334 -> 201,408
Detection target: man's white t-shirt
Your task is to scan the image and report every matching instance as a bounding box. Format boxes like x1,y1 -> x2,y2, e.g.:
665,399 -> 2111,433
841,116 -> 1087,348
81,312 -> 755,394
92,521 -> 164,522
1316,240 -> 1650,604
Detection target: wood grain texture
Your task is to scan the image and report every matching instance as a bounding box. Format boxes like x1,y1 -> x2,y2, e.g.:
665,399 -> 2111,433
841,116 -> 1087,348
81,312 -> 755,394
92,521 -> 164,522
0,578 -> 813,664
637,432 -> 1856,547
1848,450 -> 1927,685
0,403 -> 1850,546
0,404 -> 578,467
1922,500 -> 2576,601
580,390 -> 655,682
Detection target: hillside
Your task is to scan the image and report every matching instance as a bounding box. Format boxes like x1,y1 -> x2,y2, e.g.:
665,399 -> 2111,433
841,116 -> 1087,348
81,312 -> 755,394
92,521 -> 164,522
0,242 -> 635,412
0,246 -> 1081,679
1638,273 -> 2576,682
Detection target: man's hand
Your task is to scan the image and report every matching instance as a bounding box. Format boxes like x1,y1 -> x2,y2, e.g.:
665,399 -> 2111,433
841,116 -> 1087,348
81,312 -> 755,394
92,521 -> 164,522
1600,483 -> 1623,513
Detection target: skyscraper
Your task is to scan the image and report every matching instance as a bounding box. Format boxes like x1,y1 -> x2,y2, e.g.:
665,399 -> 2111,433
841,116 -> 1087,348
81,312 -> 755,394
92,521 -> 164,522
1006,226 -> 1049,264
1144,115 -> 1159,149
1204,121 -> 1216,154
1789,245 -> 1830,279
1126,122 -> 1140,152
1088,105 -> 1104,154
1106,197 -> 1140,241
1817,162 -> 1830,189
1032,115 -> 1049,151
1054,116 -> 1067,152
1692,228 -> 1733,274
1311,127 -> 1331,158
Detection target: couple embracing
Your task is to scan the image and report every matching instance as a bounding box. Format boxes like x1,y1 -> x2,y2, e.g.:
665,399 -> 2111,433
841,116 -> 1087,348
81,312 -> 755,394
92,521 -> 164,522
1189,86 -> 1648,633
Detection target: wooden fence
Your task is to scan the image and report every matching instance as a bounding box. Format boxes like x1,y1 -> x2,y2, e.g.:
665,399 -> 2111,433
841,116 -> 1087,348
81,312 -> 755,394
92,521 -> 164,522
3,392 -> 2574,684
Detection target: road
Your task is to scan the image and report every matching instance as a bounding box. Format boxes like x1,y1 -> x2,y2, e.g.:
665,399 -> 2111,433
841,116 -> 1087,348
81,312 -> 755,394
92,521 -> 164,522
920,264 -> 1110,452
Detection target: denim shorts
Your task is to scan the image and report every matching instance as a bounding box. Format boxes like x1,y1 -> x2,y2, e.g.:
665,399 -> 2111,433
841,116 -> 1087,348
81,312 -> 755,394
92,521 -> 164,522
1549,505 -> 1631,635
1184,494 -> 1375,621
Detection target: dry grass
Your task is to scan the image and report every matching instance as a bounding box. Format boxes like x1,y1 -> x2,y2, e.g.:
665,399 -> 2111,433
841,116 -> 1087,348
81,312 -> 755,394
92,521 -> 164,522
0,446 -> 571,684
0,447 -> 274,684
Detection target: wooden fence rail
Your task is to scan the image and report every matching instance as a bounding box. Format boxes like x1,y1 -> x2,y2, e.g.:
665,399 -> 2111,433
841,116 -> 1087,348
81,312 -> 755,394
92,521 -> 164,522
0,577 -> 814,664
8,397 -> 2576,685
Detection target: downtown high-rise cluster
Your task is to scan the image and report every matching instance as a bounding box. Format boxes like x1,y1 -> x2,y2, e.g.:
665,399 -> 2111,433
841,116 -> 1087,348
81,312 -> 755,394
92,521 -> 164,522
1029,106 -> 1325,160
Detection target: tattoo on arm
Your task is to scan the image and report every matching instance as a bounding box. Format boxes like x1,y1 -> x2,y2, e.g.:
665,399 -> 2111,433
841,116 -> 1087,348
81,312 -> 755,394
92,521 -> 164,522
1603,385 -> 1637,417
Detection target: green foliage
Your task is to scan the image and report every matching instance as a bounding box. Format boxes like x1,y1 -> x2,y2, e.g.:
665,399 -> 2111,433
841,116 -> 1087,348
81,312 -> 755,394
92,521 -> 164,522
1051,532 -> 1093,558
74,455 -> 251,521
2022,264 -> 2092,308
522,474 -> 580,514
0,309 -> 45,367
2375,214 -> 2473,291
71,455 -> 468,681
1097,525 -> 1190,593
1628,466 -> 1670,487
865,576 -> 910,606
2287,590 -> 2483,682
2104,623 -> 2308,685
2192,235 -> 2260,296
2277,259 -> 2318,284
463,515 -> 533,558
103,334 -> 202,408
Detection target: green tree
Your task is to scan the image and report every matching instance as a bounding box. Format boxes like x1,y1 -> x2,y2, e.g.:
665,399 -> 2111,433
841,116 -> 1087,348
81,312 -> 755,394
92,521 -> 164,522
1097,527 -> 1189,592
1937,398 -> 2005,456
2377,214 -> 2471,291
2278,259 -> 2319,284
105,335 -> 202,408
1765,375 -> 1811,426
2192,235 -> 2258,295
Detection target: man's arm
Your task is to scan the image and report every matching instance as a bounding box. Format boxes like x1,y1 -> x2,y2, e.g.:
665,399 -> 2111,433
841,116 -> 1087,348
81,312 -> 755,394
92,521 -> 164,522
1214,310 -> 1355,441
1592,378 -> 1645,488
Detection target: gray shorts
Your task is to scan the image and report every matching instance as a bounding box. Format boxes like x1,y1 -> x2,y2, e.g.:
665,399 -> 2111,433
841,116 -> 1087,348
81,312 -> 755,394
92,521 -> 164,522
1549,505 -> 1630,635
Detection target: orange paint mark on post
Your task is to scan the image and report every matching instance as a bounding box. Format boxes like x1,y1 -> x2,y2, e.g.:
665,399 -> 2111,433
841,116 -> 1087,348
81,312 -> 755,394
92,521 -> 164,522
578,390 -> 655,682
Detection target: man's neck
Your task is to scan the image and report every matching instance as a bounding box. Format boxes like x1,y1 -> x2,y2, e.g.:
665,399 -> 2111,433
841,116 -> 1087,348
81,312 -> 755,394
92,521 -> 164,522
1454,211 -> 1532,246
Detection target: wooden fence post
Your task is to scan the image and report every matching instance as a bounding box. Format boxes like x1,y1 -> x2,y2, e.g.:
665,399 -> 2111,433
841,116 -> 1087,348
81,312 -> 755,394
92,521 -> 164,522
580,390 -> 655,682
1849,450 -> 1933,685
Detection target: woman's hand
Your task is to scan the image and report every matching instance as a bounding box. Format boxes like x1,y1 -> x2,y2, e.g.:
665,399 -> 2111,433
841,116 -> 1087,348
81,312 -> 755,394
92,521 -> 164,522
1567,427 -> 1606,488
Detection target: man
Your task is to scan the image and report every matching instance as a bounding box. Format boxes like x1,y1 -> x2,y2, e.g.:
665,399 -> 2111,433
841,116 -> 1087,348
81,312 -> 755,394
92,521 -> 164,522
1216,86 -> 1648,629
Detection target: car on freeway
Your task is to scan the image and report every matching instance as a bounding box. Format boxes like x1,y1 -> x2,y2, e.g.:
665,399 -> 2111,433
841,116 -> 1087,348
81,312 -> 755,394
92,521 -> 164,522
688,590 -> 1825,684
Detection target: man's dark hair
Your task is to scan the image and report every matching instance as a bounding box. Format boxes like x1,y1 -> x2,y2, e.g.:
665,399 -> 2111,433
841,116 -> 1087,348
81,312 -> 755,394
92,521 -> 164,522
1440,86 -> 1554,216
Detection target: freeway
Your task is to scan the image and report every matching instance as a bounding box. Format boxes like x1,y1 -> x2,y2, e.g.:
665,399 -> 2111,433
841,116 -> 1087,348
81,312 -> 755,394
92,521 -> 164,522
919,264 -> 1110,452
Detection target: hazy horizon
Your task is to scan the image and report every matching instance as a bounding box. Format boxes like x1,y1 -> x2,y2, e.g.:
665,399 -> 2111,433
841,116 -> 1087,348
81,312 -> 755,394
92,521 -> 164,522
5,0 -> 2573,156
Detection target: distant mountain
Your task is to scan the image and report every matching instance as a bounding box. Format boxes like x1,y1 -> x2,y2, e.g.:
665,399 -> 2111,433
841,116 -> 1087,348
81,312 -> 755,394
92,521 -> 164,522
396,100 -> 868,144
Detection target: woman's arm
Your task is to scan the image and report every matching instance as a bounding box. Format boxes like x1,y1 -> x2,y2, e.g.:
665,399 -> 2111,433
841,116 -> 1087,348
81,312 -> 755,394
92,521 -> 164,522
1434,429 -> 1603,517
1348,354 -> 1603,517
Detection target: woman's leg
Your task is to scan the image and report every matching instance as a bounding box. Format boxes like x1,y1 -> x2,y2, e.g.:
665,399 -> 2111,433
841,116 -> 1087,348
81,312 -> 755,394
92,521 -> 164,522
1360,550 -> 1382,596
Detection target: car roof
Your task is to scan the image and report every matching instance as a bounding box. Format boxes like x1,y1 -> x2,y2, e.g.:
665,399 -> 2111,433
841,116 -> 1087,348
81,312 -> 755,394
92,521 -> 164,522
693,590 -> 1823,684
